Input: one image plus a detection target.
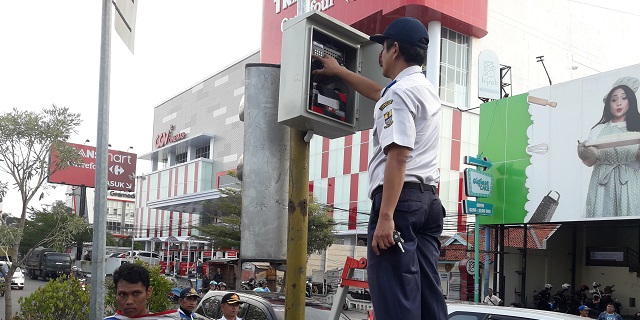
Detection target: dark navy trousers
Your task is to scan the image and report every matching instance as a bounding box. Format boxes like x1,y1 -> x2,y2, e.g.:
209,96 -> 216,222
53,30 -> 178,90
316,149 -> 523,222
367,188 -> 447,320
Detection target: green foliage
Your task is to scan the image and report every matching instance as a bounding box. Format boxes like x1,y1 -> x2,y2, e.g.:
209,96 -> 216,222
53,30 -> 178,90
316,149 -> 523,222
105,260 -> 173,315
0,105 -> 82,320
0,106 -> 82,201
19,201 -> 89,254
307,195 -> 336,256
195,188 -> 242,248
195,188 -> 336,255
16,275 -> 90,320
106,233 -> 119,247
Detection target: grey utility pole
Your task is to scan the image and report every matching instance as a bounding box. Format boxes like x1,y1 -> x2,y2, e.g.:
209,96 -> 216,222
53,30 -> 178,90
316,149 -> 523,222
90,0 -> 112,318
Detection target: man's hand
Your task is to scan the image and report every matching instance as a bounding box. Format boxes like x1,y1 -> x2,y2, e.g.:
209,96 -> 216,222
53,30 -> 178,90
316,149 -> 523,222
371,216 -> 395,255
311,54 -> 344,77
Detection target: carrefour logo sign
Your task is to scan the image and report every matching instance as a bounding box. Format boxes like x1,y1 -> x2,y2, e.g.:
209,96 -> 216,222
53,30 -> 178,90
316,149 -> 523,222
464,168 -> 493,198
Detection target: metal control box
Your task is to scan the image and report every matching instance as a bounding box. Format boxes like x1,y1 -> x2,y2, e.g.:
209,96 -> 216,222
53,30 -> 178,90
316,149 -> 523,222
278,11 -> 386,139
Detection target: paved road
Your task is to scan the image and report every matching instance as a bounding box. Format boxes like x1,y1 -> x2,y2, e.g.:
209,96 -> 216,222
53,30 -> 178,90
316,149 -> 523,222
0,277 -> 46,320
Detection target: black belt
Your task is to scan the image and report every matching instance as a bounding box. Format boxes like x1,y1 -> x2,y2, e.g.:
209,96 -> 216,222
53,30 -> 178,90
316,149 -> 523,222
372,182 -> 436,198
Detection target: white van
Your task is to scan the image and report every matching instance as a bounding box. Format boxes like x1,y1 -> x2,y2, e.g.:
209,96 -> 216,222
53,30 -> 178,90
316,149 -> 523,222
126,251 -> 160,265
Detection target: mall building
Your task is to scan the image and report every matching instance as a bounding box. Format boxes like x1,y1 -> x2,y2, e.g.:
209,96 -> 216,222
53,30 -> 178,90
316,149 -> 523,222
133,0 -> 640,312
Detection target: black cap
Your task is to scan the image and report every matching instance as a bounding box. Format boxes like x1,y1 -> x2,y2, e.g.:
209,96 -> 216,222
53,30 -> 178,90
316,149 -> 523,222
221,293 -> 244,305
370,17 -> 429,50
180,287 -> 199,299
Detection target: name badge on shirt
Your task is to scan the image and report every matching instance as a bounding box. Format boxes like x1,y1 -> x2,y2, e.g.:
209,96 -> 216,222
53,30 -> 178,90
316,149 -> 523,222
384,110 -> 393,128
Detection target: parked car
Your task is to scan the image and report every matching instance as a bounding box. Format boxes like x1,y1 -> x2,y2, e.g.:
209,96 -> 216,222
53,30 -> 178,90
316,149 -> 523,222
126,251 -> 160,265
0,261 -> 25,290
366,300 -> 584,320
194,290 -> 351,320
108,252 -> 127,258
447,300 -> 584,320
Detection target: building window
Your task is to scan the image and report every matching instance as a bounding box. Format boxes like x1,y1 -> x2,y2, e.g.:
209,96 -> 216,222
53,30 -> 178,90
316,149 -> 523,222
439,27 -> 470,107
195,145 -> 210,159
175,152 -> 188,164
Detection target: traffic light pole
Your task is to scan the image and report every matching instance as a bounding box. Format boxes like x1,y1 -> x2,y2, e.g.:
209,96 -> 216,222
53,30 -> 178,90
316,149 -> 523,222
284,128 -> 310,320
284,3 -> 310,320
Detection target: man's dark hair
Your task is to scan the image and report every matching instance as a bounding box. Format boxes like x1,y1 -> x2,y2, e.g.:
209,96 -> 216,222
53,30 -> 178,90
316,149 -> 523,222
384,38 -> 427,66
113,263 -> 151,290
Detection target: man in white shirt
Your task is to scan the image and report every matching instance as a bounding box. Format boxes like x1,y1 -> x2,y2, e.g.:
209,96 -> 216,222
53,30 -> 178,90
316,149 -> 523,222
313,16 -> 446,320
483,288 -> 503,306
219,292 -> 244,320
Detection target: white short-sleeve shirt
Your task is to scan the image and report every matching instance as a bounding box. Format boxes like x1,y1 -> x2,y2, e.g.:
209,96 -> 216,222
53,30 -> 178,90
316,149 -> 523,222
368,66 -> 441,199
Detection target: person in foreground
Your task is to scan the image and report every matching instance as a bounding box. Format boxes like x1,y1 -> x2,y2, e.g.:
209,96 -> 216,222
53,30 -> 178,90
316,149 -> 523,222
178,287 -> 200,320
598,302 -> 623,320
219,292 -> 244,320
104,263 -> 181,320
313,16 -> 446,320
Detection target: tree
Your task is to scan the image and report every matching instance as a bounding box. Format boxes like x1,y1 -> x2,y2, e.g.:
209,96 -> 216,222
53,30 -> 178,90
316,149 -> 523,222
19,201 -> 90,254
194,188 -> 336,256
307,198 -> 336,256
0,105 -> 82,319
15,275 -> 90,320
196,188 -> 242,248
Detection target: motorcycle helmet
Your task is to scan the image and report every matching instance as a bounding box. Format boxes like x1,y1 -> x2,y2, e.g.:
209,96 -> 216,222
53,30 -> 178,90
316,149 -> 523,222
562,283 -> 571,290
218,282 -> 227,288
580,284 -> 589,291
544,283 -> 553,290
592,281 -> 601,288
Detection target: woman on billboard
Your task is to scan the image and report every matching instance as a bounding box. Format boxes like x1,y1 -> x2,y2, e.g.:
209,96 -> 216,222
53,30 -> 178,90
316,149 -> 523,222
577,76 -> 640,217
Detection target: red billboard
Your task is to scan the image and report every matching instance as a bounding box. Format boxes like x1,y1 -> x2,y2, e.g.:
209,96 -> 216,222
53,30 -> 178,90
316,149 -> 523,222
261,0 -> 488,63
49,142 -> 137,192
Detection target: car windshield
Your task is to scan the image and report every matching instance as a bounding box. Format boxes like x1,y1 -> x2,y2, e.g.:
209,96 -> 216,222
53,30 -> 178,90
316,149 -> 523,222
48,255 -> 71,262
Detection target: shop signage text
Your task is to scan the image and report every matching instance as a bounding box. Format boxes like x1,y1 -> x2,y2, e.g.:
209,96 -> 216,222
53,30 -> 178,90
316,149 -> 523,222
155,125 -> 186,148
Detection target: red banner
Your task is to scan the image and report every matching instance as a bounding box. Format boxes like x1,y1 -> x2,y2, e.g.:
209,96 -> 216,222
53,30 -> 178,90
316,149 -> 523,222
48,142 -> 137,192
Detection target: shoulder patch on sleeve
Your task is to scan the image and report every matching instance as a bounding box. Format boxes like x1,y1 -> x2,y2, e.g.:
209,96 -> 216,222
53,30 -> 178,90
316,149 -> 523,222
378,99 -> 393,110
383,110 -> 393,128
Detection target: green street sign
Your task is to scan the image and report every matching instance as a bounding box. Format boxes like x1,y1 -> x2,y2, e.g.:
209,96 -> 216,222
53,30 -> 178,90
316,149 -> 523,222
464,156 -> 492,170
464,168 -> 493,198
462,200 -> 494,216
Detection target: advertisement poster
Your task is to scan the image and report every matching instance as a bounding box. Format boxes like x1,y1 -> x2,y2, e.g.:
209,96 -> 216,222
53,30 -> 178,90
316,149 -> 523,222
478,64 -> 640,224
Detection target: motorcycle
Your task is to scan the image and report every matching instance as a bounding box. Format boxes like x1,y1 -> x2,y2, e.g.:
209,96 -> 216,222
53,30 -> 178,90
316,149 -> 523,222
71,266 -> 87,291
532,284 -> 553,311
241,277 -> 256,290
599,284 -> 622,314
168,286 -> 183,303
306,279 -> 312,297
589,282 -> 622,314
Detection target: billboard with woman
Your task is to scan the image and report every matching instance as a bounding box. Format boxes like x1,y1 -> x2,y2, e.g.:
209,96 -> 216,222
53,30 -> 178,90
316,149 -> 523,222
477,64 -> 640,224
